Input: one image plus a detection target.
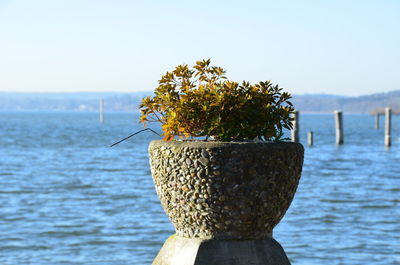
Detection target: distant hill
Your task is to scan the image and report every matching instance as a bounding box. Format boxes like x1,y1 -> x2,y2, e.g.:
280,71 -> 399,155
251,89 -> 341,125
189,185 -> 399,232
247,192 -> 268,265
291,90 -> 400,113
1,90 -> 399,113
0,92 -> 150,112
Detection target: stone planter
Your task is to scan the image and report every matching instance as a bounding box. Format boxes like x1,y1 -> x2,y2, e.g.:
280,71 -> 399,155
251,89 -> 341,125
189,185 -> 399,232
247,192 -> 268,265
149,140 -> 304,265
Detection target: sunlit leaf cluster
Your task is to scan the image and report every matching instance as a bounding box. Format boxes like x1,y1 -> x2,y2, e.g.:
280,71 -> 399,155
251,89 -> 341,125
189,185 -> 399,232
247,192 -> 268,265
139,59 -> 294,142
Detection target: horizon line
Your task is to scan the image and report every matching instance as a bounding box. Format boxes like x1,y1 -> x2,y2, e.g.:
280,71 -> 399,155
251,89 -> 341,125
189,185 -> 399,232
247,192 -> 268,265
0,89 -> 399,98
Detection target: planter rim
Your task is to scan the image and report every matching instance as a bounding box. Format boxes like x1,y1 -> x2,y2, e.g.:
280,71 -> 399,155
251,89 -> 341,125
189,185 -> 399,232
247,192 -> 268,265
150,139 -> 304,149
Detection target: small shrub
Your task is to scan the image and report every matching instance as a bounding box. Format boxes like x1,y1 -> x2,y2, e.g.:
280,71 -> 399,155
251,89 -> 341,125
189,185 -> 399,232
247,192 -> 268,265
139,59 -> 294,141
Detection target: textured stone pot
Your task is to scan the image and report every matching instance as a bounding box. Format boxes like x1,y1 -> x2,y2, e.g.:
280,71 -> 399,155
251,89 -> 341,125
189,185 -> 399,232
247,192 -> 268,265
149,141 -> 304,265
149,140 -> 304,264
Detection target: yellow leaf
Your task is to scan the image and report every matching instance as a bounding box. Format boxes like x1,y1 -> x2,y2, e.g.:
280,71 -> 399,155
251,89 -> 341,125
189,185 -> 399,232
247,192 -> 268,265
163,134 -> 174,141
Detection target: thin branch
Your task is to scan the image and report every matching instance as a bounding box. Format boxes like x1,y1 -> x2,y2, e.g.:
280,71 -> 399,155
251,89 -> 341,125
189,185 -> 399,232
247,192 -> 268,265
110,128 -> 161,147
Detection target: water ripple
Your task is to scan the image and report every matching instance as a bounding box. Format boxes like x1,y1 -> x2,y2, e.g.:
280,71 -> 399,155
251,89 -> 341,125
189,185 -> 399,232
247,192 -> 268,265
0,112 -> 399,264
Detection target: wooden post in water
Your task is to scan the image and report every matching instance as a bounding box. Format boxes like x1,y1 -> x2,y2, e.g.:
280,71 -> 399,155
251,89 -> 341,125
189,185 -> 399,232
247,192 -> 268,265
375,113 -> 380,129
334,111 -> 343,145
291,111 -> 299,143
385,107 -> 391,147
308,131 -> 313,146
99,99 -> 104,124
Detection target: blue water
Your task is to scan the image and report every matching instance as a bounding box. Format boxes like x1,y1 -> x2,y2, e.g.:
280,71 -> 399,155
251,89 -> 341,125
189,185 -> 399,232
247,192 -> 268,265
0,111 -> 399,265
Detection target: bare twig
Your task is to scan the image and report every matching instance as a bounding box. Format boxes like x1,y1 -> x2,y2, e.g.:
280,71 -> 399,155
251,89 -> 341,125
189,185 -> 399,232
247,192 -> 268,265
110,128 -> 161,147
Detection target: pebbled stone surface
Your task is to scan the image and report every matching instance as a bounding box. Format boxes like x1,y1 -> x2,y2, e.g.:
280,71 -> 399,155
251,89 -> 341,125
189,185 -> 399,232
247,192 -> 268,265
149,140 -> 304,240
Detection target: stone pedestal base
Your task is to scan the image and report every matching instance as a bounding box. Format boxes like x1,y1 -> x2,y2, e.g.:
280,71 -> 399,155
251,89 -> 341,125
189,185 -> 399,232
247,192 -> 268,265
152,235 -> 291,265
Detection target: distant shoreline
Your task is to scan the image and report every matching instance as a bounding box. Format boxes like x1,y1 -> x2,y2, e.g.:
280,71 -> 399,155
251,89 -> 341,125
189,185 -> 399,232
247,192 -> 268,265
1,90 -> 400,114
0,109 -> 386,115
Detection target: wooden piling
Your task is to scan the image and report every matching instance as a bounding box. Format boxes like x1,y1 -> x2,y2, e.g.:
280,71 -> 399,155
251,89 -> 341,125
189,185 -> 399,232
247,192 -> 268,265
308,131 -> 313,146
385,107 -> 391,147
99,99 -> 104,124
334,111 -> 343,145
291,111 -> 299,143
375,113 -> 380,129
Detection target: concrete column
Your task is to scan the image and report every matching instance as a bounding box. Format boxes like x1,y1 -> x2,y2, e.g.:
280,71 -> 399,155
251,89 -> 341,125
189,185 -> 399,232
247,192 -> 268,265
308,131 -> 313,147
334,111 -> 343,145
99,98 -> 104,124
385,108 -> 391,147
153,235 -> 291,265
291,111 -> 299,143
375,113 -> 380,129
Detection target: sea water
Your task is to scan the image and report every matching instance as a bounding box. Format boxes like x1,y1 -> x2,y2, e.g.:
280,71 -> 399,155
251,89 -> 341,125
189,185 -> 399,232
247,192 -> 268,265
0,111 -> 399,264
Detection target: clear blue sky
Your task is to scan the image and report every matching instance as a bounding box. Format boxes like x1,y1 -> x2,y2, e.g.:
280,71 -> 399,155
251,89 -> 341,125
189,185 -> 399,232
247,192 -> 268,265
0,0 -> 399,96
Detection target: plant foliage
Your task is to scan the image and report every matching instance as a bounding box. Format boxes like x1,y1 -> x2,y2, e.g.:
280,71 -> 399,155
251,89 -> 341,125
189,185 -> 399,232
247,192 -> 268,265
139,59 -> 294,142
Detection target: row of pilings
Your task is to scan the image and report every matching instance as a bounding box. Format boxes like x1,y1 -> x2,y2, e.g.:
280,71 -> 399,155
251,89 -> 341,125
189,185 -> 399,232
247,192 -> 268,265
291,108 -> 394,147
